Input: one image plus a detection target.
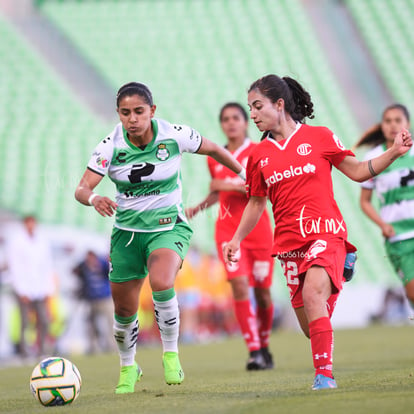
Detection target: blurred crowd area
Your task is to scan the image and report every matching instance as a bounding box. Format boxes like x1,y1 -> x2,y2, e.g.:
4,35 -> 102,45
0,216 -> 411,363
0,217 -> 284,360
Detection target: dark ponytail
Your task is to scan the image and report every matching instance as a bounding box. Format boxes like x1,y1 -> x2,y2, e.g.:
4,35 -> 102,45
282,76 -> 314,122
248,74 -> 314,124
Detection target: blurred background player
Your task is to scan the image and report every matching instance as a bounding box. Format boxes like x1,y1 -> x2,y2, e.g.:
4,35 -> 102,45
186,103 -> 274,370
355,104 -> 414,312
72,250 -> 115,354
74,82 -> 245,393
6,215 -> 55,357
223,74 -> 412,390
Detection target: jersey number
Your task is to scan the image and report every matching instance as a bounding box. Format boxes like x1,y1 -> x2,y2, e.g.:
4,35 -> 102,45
128,163 -> 155,183
281,261 -> 299,285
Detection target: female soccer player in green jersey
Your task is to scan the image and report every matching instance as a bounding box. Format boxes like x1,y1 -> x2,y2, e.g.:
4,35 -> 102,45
75,82 -> 246,393
356,104 -> 414,311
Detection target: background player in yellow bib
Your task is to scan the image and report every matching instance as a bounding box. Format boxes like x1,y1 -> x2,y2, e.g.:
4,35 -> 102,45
75,82 -> 245,393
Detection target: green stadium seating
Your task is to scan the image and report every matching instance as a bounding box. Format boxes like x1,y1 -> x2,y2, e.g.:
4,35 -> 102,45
0,1 -> 398,283
0,12 -> 113,233
346,0 -> 414,105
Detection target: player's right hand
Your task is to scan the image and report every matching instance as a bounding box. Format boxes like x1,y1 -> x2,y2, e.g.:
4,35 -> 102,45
223,240 -> 240,264
91,196 -> 118,217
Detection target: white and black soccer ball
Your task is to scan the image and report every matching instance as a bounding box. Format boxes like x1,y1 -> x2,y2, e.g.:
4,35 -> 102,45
30,357 -> 82,406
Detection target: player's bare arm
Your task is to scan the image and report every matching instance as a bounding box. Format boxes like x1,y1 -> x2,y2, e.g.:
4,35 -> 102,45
75,169 -> 118,217
223,195 -> 267,264
338,128 -> 412,182
185,191 -> 219,219
196,137 -> 245,178
360,188 -> 396,238
209,179 -> 246,193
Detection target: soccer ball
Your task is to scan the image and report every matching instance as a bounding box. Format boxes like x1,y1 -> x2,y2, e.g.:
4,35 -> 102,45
30,357 -> 82,406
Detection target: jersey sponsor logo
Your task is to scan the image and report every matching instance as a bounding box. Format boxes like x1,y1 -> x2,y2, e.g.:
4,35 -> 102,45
296,205 -> 346,238
156,143 -> 170,161
333,134 -> 346,150
297,143 -> 312,156
128,162 -> 155,183
305,239 -> 327,261
401,169 -> 414,186
265,163 -> 316,186
124,189 -> 160,198
115,151 -> 127,164
260,157 -> 269,168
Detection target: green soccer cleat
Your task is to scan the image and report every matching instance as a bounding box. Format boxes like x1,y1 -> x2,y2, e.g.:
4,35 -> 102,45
163,352 -> 184,385
115,362 -> 143,394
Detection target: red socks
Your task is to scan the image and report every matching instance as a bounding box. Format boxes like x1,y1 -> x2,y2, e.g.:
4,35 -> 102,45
309,316 -> 334,378
233,299 -> 260,351
257,304 -> 274,348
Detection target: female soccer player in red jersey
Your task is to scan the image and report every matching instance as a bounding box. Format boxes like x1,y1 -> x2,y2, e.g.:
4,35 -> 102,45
223,75 -> 413,390
186,103 -> 275,370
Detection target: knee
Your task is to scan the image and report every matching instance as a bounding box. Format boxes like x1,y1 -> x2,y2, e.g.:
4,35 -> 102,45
254,288 -> 272,308
230,278 -> 249,301
114,304 -> 135,318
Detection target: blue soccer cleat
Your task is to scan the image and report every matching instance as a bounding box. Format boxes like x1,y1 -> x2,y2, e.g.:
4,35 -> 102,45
312,374 -> 337,390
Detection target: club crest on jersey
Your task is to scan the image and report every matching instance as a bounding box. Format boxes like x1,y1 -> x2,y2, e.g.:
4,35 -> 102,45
156,144 -> 170,161
297,143 -> 312,156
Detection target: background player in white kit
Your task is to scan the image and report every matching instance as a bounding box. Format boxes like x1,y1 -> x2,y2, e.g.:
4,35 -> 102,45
75,82 -> 245,393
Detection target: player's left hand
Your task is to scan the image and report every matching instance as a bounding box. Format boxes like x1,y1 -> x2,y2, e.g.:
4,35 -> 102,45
392,128 -> 412,156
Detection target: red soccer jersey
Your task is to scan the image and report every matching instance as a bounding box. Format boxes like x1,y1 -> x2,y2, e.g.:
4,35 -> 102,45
207,139 -> 273,249
246,124 -> 354,255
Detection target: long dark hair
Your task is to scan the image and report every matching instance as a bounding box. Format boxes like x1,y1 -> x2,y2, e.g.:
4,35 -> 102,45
248,74 -> 314,139
354,103 -> 410,149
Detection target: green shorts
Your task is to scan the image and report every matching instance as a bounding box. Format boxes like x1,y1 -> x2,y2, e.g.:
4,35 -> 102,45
109,221 -> 193,283
385,238 -> 414,285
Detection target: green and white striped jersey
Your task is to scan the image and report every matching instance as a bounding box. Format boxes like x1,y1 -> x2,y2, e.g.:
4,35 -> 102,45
88,118 -> 202,232
361,144 -> 414,242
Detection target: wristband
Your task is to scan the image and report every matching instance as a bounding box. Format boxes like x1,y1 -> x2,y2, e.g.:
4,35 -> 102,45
237,168 -> 246,181
88,193 -> 98,206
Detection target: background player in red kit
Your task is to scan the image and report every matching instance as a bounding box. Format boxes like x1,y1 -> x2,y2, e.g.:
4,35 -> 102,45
223,75 -> 413,390
186,103 -> 275,370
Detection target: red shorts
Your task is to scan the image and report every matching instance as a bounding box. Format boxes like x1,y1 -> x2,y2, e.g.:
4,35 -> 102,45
216,240 -> 274,289
277,238 -> 350,317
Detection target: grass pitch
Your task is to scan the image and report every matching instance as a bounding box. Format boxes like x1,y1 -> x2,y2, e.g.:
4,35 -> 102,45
1,324 -> 413,414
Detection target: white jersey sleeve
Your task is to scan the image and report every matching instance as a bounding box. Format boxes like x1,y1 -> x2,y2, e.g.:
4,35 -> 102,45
173,124 -> 203,154
87,136 -> 114,176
